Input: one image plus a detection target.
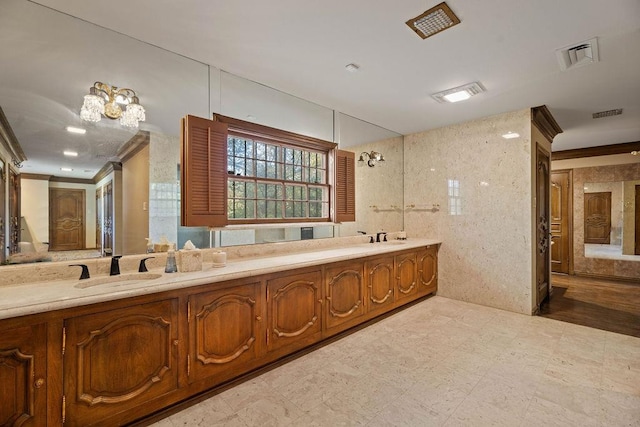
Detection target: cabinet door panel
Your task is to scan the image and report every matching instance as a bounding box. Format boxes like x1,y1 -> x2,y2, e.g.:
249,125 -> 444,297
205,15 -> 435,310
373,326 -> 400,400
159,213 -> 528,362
0,323 -> 47,426
396,253 -> 417,302
64,299 -> 179,426
189,282 -> 263,384
267,270 -> 322,353
366,256 -> 394,314
325,262 -> 364,330
417,246 -> 438,295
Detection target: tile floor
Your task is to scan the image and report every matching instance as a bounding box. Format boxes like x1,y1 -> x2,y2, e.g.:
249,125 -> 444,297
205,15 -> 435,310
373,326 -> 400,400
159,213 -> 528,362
151,296 -> 640,426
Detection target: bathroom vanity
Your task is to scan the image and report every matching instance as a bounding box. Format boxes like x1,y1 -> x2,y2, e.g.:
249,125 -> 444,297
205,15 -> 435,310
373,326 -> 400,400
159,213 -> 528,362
0,239 -> 439,426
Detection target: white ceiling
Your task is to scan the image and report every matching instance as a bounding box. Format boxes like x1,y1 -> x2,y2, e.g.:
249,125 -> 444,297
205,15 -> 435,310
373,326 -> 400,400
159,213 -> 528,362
5,0 -> 640,178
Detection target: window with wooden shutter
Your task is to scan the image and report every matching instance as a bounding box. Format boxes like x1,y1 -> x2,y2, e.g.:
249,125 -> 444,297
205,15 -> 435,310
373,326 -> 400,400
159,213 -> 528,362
335,149 -> 355,223
181,114 -> 356,227
180,115 -> 228,227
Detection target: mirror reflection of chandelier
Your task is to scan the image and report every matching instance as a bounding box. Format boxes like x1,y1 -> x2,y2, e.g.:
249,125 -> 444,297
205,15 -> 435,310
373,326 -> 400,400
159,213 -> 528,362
80,81 -> 146,128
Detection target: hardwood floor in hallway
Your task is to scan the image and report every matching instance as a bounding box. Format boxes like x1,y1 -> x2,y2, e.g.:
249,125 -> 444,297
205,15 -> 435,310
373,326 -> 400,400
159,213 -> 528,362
540,274 -> 640,338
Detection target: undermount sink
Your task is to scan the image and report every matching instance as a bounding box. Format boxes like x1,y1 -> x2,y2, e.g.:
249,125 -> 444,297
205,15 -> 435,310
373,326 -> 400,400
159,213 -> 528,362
384,240 -> 407,245
74,273 -> 163,289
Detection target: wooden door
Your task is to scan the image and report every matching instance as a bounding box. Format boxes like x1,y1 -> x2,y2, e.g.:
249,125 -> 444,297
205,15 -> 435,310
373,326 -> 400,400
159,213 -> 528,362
0,323 -> 48,426
584,192 -> 611,244
63,299 -> 179,426
636,185 -> 640,255
395,252 -> 417,303
365,255 -> 394,314
550,170 -> 572,273
8,170 -> 20,254
188,282 -> 264,385
49,188 -> 85,251
267,270 -> 322,354
324,261 -> 364,332
536,146 -> 551,307
417,246 -> 438,296
0,161 -> 5,263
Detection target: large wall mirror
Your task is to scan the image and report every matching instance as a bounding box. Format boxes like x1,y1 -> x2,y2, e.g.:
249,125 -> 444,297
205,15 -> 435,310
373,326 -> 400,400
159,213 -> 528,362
584,180 -> 640,260
1,0 -> 404,264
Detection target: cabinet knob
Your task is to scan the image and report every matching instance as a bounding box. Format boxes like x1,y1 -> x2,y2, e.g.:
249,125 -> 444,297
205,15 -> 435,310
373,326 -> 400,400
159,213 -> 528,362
318,299 -> 323,304
34,378 -> 45,389
173,340 -> 179,346
255,316 -> 262,321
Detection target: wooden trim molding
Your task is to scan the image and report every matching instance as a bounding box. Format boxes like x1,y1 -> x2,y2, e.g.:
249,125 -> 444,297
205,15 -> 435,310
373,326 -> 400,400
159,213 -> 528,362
20,173 -> 52,181
0,106 -> 27,166
93,161 -> 122,184
552,141 -> 640,161
532,105 -> 563,142
50,176 -> 94,185
213,113 -> 337,152
117,131 -> 151,163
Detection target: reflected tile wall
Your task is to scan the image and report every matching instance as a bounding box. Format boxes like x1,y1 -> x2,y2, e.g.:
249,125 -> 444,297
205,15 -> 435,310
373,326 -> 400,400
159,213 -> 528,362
404,109 -> 534,314
149,132 -> 180,245
339,136 -> 404,238
573,163 -> 640,279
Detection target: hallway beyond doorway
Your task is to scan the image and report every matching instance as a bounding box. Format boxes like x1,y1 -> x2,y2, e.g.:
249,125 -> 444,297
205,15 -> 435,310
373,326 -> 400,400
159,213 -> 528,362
540,274 -> 640,338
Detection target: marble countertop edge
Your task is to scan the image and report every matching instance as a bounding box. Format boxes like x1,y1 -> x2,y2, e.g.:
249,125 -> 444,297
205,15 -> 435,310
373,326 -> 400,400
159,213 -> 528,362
0,238 -> 441,320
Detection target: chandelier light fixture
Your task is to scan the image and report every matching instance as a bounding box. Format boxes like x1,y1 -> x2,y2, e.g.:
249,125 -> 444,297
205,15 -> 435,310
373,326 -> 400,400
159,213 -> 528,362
358,151 -> 385,167
80,81 -> 146,128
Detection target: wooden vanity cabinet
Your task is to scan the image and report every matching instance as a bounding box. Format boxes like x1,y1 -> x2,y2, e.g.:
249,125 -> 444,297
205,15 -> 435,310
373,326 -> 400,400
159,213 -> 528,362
324,260 -> 365,334
188,281 -> 265,387
395,251 -> 418,303
365,255 -> 395,315
0,322 -> 48,426
62,299 -> 179,427
266,269 -> 323,355
417,245 -> 438,296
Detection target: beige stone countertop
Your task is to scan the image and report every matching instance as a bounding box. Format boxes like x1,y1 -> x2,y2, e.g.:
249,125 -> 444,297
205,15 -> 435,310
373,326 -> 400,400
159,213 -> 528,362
0,238 -> 440,320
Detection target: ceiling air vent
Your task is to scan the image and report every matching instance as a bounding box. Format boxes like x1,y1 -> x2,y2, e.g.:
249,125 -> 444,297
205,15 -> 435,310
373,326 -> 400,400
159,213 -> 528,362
592,109 -> 623,119
556,38 -> 599,71
406,2 -> 460,40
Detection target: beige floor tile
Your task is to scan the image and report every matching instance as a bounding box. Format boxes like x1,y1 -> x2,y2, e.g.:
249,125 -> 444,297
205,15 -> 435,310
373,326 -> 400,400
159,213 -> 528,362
148,297 -> 640,427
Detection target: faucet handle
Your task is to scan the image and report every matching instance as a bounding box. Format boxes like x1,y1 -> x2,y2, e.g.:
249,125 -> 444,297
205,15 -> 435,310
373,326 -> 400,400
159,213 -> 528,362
139,257 -> 154,273
70,264 -> 90,280
110,255 -> 122,276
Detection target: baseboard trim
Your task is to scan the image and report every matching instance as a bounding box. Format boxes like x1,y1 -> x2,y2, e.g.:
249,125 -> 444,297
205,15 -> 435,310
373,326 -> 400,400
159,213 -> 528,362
573,272 -> 640,284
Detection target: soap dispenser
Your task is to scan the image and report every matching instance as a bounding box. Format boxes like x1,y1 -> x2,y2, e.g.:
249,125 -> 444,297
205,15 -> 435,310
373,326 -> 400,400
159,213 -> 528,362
165,247 -> 178,273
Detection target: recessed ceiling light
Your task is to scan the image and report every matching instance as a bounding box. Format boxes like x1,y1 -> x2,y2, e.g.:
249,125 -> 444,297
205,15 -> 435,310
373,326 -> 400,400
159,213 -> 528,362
60,167 -> 73,172
431,82 -> 485,103
345,63 -> 360,72
501,132 -> 520,139
64,150 -> 78,157
65,126 -> 86,134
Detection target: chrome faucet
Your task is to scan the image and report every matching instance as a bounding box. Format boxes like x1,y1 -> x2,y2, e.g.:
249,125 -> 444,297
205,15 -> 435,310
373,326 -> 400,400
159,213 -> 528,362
110,255 -> 122,276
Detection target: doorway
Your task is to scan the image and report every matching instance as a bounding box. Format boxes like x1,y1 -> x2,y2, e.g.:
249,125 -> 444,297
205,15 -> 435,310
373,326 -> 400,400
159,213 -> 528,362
49,188 -> 86,251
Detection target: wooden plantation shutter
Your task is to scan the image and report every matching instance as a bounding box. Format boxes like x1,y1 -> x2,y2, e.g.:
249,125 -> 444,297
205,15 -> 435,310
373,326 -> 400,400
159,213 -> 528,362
335,149 -> 355,222
181,115 -> 228,227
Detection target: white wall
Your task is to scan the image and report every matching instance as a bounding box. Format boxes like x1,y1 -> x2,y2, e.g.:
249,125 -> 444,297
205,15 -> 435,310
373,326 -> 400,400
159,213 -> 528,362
404,109 -> 535,314
20,178 -> 49,243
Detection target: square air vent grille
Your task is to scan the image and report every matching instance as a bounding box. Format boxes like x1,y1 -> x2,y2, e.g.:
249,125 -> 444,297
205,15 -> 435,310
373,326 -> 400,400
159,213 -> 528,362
592,109 -> 623,119
406,2 -> 460,39
556,38 -> 599,71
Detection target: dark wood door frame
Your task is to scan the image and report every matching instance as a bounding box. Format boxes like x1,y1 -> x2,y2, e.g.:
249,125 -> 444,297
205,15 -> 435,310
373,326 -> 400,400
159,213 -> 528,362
536,145 -> 551,309
635,185 -> 640,255
550,169 -> 573,274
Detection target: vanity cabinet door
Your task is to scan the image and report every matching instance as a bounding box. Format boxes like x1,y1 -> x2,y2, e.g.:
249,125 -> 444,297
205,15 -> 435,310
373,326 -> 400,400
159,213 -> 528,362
417,246 -> 438,296
267,270 -> 323,354
365,255 -> 395,315
395,252 -> 418,303
0,323 -> 47,426
63,299 -> 179,427
324,260 -> 365,333
188,282 -> 264,386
